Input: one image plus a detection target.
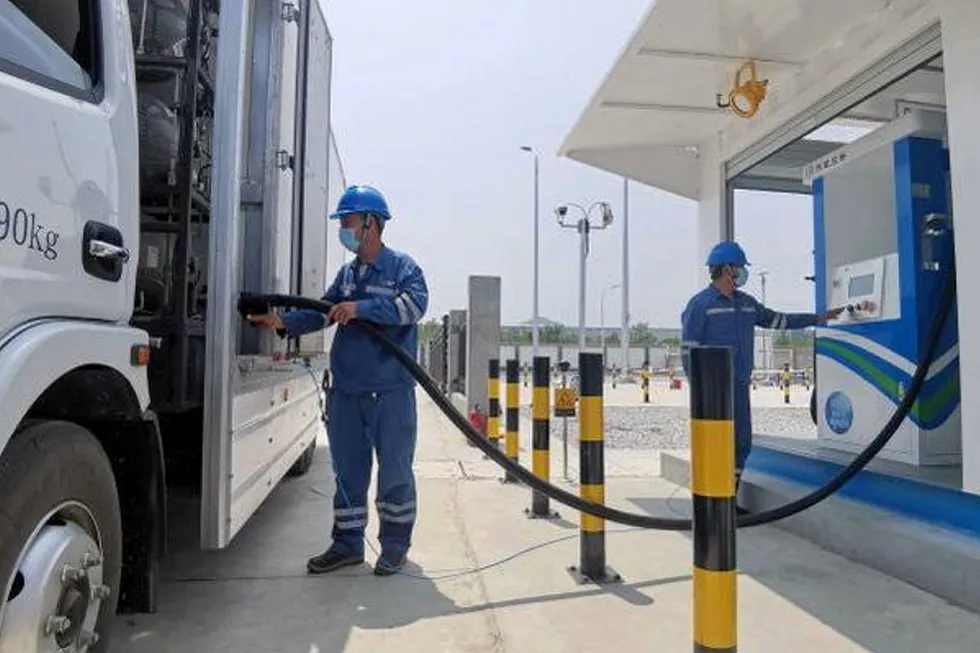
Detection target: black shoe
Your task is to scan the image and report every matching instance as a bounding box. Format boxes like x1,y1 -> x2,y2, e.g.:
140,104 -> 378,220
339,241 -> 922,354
736,505 -> 751,516
373,552 -> 407,577
307,549 -> 364,574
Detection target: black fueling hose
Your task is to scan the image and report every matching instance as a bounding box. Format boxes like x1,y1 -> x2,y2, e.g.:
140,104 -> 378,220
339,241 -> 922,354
238,267 -> 955,531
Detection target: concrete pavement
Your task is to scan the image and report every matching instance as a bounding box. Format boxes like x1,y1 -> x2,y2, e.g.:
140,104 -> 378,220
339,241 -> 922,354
113,390 -> 980,652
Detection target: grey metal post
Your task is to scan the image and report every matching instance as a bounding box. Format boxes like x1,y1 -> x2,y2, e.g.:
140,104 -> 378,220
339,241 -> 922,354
578,218 -> 588,350
521,146 -> 541,362
533,153 -> 540,359
621,177 -> 630,370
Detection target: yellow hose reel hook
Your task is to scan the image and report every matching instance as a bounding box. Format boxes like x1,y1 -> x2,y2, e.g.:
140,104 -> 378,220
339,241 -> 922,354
716,60 -> 769,119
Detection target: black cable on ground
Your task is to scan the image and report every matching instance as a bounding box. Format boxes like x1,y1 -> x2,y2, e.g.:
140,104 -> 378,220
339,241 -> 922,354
238,268 -> 955,531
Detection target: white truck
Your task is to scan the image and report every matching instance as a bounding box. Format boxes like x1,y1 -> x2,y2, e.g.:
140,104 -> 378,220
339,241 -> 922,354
0,1 -> 345,650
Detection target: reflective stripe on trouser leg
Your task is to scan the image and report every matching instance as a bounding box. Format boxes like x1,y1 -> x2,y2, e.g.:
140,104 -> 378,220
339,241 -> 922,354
327,391 -> 373,557
373,388 -> 419,557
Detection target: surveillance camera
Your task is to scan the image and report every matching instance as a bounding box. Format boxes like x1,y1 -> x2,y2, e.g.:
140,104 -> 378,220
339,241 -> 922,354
601,203 -> 614,226
556,206 -> 568,218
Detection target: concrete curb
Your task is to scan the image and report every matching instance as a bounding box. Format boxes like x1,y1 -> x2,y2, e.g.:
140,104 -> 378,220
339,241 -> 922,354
660,450 -> 980,613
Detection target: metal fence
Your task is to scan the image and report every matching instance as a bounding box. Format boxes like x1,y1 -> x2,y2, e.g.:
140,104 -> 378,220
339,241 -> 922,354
420,314 -> 450,393
419,312 -> 470,395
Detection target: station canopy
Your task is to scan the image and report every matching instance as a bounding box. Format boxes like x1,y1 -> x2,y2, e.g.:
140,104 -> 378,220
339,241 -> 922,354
559,0 -> 946,199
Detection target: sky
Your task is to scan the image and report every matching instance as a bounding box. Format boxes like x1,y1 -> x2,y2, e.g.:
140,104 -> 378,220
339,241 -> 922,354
320,0 -> 818,328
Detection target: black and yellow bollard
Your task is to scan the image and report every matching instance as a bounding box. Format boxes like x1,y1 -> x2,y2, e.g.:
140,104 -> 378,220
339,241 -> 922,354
641,367 -> 651,403
503,359 -> 520,483
690,346 -> 737,653
487,359 -> 502,449
568,352 -> 621,584
526,356 -> 559,519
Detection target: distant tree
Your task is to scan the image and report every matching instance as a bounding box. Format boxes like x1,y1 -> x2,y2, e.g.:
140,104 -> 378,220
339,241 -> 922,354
630,322 -> 655,346
791,330 -> 815,346
502,327 -> 533,345
774,332 -> 793,347
419,318 -> 442,343
541,325 -> 564,344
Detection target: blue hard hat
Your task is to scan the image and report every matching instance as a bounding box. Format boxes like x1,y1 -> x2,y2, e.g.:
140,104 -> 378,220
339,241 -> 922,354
330,185 -> 392,221
705,240 -> 749,267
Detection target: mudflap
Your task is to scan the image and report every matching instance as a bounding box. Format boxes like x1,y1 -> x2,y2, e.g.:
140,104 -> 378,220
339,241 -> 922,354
94,410 -> 167,614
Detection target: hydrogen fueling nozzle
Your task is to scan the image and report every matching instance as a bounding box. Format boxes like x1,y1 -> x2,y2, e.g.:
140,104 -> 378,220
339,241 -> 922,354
237,293 -> 282,318
237,263 -> 954,531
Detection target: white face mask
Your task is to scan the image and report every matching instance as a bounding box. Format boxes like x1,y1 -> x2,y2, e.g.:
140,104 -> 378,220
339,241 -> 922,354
733,267 -> 749,288
338,216 -> 371,254
339,227 -> 361,253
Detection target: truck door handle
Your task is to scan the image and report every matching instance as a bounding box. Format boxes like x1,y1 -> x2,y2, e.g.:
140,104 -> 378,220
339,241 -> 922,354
82,221 -> 128,282
89,239 -> 131,263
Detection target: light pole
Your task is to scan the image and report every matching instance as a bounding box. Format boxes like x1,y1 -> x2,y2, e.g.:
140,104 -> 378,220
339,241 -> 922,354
621,178 -> 631,371
600,282 -> 621,352
520,146 -> 540,362
759,270 -> 769,371
555,201 -> 615,350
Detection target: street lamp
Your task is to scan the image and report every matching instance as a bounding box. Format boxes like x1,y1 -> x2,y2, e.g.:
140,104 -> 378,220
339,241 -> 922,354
600,282 -> 621,352
520,146 -> 540,361
758,270 -> 769,371
621,178 -> 631,371
555,201 -> 615,350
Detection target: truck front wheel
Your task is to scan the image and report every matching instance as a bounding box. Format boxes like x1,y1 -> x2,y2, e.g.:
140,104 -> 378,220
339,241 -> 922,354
0,421 -> 122,653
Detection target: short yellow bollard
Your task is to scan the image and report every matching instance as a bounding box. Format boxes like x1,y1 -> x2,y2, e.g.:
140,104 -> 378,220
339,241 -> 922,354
690,346 -> 737,653
487,359 -> 502,448
503,359 -> 520,483
568,352 -> 621,585
526,356 -> 559,519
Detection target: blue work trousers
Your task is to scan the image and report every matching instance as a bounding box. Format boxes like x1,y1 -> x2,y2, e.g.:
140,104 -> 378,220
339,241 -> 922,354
734,383 -> 753,473
327,388 -> 418,558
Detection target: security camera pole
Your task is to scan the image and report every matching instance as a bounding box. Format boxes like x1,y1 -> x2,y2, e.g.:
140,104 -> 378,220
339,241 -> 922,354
555,201 -> 615,350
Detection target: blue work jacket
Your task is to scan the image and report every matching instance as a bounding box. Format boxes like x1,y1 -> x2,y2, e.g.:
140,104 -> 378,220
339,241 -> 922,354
680,285 -> 817,386
282,246 -> 429,394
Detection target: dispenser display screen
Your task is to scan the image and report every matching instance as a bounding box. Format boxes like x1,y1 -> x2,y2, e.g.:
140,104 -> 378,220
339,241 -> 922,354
848,273 -> 875,298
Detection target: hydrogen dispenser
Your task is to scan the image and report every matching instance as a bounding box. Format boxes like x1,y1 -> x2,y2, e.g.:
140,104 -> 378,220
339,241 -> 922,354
805,109 -> 960,466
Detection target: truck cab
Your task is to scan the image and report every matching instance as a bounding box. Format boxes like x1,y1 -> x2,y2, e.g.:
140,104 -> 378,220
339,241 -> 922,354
0,2 -> 342,651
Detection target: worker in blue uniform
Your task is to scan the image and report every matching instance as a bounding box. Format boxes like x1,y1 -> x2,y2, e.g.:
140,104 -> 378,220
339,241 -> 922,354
680,241 -> 843,504
247,185 -> 428,577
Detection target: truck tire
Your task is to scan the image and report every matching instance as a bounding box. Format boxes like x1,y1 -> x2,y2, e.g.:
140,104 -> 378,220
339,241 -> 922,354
287,441 -> 316,477
0,421 -> 122,653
